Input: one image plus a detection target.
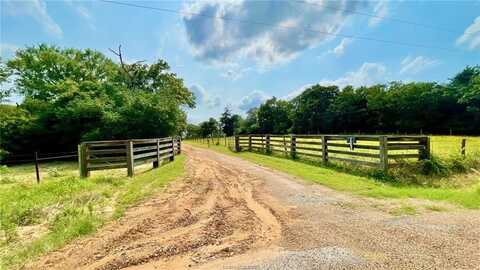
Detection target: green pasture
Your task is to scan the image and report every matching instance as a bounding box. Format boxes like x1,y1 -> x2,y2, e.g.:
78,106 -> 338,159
0,157 -> 185,269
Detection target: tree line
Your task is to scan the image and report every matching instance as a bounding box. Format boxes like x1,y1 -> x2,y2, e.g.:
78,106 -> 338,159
189,66 -> 480,138
0,45 -> 195,158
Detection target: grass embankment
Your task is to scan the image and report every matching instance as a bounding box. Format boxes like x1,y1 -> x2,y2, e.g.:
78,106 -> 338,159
186,141 -> 480,209
0,156 -> 185,269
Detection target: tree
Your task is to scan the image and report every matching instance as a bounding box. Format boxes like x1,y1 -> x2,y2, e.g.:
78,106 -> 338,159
291,85 -> 339,133
257,97 -> 292,134
239,108 -> 259,134
449,66 -> 480,112
0,58 -> 12,102
185,123 -> 201,138
199,118 -> 219,137
1,44 -> 195,154
328,86 -> 368,133
219,107 -> 235,136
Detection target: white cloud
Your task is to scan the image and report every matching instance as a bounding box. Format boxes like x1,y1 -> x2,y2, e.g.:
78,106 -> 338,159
4,0 -> 62,37
0,43 -> 19,59
76,6 -> 96,30
238,90 -> 270,111
456,16 -> 480,50
182,0 -> 367,67
189,84 -> 222,108
65,0 -> 96,30
284,84 -> 314,100
369,0 -> 388,27
221,66 -> 251,80
330,38 -> 352,56
400,56 -> 439,75
286,63 -> 387,99
320,63 -> 387,88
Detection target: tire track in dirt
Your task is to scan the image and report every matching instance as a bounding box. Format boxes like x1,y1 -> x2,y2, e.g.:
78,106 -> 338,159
27,145 -> 480,270
27,146 -> 284,270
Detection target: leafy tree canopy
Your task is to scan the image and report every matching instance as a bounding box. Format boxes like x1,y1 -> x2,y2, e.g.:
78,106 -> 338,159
1,44 -> 194,154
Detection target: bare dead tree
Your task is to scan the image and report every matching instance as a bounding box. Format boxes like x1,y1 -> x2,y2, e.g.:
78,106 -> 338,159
108,45 -> 146,88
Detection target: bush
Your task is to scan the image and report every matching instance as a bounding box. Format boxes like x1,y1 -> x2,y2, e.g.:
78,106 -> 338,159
421,155 -> 448,176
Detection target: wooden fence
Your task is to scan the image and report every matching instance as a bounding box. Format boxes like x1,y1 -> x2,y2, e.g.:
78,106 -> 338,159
78,137 -> 181,177
233,134 -> 430,172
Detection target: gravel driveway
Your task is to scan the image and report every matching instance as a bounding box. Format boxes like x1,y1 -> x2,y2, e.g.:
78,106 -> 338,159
28,145 -> 480,270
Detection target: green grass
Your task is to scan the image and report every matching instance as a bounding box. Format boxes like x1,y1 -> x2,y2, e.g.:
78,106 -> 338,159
0,156 -> 185,269
430,136 -> 480,157
186,141 -> 480,209
389,205 -> 418,216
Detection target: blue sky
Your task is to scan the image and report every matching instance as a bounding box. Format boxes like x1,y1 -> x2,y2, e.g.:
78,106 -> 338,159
1,0 -> 480,123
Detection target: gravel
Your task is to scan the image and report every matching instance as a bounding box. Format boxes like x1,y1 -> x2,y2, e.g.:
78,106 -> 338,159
232,247 -> 365,270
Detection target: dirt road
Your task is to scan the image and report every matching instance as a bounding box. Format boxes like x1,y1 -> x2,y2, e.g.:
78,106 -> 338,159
29,145 -> 480,270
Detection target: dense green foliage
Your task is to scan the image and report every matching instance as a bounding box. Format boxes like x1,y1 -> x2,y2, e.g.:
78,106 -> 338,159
192,66 -> 479,136
190,66 -> 479,137
219,107 -> 242,136
0,45 -> 194,156
199,117 -> 220,137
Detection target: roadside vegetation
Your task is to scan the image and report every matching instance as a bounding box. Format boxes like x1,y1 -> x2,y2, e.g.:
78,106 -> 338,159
0,45 -> 194,160
186,140 -> 480,209
0,157 -> 185,269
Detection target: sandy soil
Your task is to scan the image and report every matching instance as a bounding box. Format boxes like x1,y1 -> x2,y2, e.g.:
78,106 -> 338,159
27,145 -> 480,270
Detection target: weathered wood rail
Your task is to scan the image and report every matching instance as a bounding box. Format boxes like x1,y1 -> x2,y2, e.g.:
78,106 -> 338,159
78,137 -> 181,177
234,134 -> 430,172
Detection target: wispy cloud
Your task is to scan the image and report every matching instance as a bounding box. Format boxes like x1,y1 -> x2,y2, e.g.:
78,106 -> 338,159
65,0 -> 96,30
456,16 -> 480,50
330,38 -> 352,57
4,0 -> 62,37
400,56 -> 439,75
369,0 -> 388,27
286,62 -> 387,99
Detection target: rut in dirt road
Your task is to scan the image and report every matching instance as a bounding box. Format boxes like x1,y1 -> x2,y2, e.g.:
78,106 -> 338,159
28,145 -> 480,270
27,146 -> 284,270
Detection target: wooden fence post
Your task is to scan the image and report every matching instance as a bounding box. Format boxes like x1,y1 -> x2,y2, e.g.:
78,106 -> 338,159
79,143 -> 89,178
126,140 -> 134,177
321,136 -> 328,164
290,134 -> 297,159
235,136 -> 240,152
178,137 -> 182,154
261,135 -> 265,153
170,137 -> 175,161
266,134 -> 271,154
419,137 -> 431,160
461,138 -> 466,157
248,135 -> 252,152
154,139 -> 160,168
283,136 -> 288,156
34,151 -> 40,184
379,136 -> 388,172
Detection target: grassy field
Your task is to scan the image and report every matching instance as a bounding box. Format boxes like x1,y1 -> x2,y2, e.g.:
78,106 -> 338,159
186,140 -> 480,209
0,157 -> 185,269
430,136 -> 480,157
207,135 -> 480,158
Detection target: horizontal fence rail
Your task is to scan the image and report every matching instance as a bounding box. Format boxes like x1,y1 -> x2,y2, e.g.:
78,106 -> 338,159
78,137 -> 181,177
233,134 -> 430,172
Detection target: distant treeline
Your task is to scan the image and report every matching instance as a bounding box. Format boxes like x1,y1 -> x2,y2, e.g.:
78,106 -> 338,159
189,66 -> 480,138
0,45 -> 195,158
